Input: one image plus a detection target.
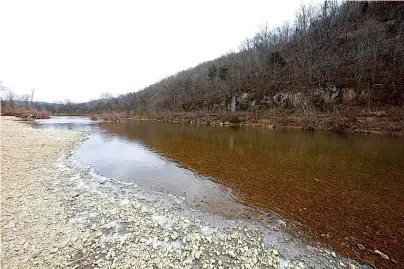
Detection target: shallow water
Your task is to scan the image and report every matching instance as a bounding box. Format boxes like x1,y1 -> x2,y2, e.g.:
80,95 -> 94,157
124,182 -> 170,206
31,117 -> 270,221
31,116 -> 404,267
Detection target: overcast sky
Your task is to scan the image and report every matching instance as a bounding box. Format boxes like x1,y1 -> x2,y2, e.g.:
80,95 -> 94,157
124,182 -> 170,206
0,0 -> 319,103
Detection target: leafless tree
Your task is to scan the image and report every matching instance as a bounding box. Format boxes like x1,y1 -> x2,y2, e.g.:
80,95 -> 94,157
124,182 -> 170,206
6,90 -> 16,108
20,94 -> 31,107
30,88 -> 35,107
0,81 -> 6,92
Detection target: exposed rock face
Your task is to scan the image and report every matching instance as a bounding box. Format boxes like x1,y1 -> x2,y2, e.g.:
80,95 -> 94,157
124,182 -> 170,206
266,91 -> 312,108
230,96 -> 236,112
230,85 -> 344,111
273,92 -> 293,107
343,88 -> 357,103
314,85 -> 343,105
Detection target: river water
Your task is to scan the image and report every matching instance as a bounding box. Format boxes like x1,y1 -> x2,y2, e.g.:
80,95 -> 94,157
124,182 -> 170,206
31,116 -> 404,267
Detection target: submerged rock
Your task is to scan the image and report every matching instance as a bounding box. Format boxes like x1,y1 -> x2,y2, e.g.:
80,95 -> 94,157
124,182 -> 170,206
375,249 -> 389,260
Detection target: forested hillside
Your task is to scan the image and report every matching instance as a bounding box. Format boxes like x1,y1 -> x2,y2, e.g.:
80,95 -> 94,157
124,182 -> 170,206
3,1 -> 403,132
68,1 -> 404,115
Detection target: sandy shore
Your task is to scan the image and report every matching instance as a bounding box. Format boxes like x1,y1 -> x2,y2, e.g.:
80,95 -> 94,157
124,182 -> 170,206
1,116 -> 367,268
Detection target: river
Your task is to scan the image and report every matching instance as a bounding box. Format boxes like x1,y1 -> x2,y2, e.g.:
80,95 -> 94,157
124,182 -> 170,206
31,116 -> 404,267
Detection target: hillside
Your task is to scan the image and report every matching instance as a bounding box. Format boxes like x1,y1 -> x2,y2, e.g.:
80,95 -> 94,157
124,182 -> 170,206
125,1 -> 404,113
17,1 -> 404,133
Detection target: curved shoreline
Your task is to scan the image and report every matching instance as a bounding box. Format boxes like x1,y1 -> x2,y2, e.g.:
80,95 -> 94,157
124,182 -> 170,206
1,116 -> 367,268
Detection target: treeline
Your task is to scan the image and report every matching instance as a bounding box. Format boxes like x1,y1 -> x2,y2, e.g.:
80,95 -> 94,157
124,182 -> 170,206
81,1 -> 404,115
3,1 -> 404,117
0,82 -> 51,119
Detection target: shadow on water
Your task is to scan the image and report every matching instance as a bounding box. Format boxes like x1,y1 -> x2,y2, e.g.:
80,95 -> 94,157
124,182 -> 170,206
31,117 -> 404,267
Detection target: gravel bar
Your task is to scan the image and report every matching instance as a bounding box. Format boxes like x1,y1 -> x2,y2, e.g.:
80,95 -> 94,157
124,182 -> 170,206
1,116 -> 368,269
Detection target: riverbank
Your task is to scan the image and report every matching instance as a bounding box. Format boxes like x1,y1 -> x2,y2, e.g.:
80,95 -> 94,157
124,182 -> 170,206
1,106 -> 51,119
145,106 -> 404,136
1,116 -> 367,268
88,105 -> 404,135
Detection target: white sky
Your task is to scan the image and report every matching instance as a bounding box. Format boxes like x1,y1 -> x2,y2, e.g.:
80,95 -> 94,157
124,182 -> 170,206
0,0 -> 319,103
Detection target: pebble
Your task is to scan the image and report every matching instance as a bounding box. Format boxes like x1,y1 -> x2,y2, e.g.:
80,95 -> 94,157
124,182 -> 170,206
375,249 -> 389,260
195,250 -> 202,259
357,244 -> 366,251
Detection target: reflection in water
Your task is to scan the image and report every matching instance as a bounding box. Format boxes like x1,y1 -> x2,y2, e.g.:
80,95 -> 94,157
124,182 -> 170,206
72,124 -> 263,221
98,120 -> 404,267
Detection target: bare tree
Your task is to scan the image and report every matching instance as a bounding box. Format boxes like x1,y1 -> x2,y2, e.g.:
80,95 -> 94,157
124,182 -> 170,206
6,90 -> 16,108
20,94 -> 31,107
0,81 -> 6,92
30,88 -> 35,107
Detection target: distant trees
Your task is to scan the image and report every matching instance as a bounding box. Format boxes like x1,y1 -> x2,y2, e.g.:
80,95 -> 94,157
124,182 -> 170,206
20,94 -> 31,107
0,82 -> 50,119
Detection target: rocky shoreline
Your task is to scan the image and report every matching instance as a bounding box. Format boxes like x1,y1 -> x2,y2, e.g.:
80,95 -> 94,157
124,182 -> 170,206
1,116 -> 368,268
148,106 -> 404,136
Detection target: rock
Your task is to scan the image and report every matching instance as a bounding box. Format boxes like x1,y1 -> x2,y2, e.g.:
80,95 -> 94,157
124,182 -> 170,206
375,249 -> 389,259
170,232 -> 178,240
194,250 -> 202,259
57,239 -> 70,248
50,247 -> 58,253
349,263 -> 357,269
342,88 -> 357,104
357,244 -> 365,251
5,221 -> 16,229
31,251 -> 40,258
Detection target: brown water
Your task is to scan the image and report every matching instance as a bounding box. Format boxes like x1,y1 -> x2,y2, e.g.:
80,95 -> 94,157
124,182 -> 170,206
98,120 -> 404,268
32,117 -> 404,268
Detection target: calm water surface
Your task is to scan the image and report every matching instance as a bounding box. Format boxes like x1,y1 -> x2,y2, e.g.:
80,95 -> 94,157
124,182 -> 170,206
32,117 -> 404,267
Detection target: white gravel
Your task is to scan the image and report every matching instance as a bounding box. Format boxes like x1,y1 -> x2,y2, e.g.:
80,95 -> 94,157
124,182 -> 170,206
1,116 -> 368,269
